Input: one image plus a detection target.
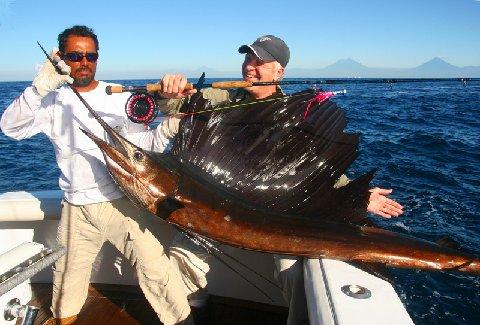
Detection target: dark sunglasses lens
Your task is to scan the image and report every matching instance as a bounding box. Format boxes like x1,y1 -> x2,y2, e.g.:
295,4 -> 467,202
85,53 -> 99,62
64,53 -> 98,62
65,53 -> 82,62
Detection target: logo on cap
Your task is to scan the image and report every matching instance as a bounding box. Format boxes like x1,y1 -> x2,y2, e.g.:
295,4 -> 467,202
257,36 -> 272,42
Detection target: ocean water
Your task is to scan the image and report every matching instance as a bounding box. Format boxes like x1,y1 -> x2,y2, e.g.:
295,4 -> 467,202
1,79 -> 479,324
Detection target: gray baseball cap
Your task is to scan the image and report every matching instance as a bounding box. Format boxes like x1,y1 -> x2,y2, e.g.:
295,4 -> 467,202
238,35 -> 290,67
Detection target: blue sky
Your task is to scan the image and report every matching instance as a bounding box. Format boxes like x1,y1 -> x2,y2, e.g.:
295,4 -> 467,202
1,0 -> 479,81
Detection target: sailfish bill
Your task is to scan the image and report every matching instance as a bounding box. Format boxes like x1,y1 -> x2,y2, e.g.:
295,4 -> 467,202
80,89 -> 480,275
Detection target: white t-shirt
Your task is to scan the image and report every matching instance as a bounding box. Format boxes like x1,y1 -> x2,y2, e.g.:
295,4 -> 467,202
0,81 -> 172,205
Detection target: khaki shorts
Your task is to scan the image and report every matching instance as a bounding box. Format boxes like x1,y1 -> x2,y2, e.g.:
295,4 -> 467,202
51,197 -> 190,325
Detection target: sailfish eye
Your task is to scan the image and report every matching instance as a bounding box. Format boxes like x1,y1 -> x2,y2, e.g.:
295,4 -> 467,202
133,151 -> 144,161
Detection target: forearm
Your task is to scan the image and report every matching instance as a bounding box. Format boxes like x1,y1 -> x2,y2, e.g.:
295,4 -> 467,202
156,98 -> 186,115
0,87 -> 43,140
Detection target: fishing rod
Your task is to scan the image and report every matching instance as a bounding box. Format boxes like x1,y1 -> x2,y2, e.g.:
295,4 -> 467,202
105,77 -> 478,94
105,80 -> 295,95
110,73 -> 479,124
109,74 -> 350,123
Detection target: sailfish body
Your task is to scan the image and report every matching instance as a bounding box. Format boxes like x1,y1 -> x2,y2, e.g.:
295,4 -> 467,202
81,89 -> 480,274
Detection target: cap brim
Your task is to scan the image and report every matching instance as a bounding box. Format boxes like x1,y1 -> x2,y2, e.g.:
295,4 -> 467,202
238,45 -> 276,62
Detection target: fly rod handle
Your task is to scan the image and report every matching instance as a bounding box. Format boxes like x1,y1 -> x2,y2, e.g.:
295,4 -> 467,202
211,81 -> 253,89
106,83 -> 194,94
144,83 -> 195,92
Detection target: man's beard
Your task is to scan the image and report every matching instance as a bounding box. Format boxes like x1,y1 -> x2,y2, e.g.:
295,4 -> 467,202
73,75 -> 94,87
73,67 -> 94,87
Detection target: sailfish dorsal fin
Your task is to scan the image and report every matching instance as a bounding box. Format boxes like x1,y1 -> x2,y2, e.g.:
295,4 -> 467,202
172,90 -> 373,224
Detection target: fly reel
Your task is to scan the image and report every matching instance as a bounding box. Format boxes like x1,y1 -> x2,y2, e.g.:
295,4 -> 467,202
125,93 -> 158,124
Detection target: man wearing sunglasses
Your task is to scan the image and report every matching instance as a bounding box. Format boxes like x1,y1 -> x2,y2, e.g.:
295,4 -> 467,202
1,25 -> 196,325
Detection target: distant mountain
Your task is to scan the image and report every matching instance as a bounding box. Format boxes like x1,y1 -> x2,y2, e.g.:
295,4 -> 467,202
404,57 -> 480,78
3,58 -> 479,82
286,58 -> 480,78
117,57 -> 480,79
142,59 -> 480,78
416,57 -> 458,71
402,57 -> 462,77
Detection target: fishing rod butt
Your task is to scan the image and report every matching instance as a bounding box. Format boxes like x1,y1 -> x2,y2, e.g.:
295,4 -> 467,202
105,85 -> 124,95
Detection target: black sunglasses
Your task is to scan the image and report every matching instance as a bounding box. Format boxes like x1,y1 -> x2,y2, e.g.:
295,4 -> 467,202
62,52 -> 99,62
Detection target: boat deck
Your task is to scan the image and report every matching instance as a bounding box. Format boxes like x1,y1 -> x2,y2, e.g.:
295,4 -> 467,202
28,283 -> 288,324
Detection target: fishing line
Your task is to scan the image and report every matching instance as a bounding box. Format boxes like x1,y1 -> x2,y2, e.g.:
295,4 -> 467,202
183,231 -> 279,302
184,231 -> 280,289
174,89 -> 346,118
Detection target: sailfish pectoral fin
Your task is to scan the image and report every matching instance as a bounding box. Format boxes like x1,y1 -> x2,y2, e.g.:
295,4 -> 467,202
300,169 -> 376,224
331,169 -> 376,224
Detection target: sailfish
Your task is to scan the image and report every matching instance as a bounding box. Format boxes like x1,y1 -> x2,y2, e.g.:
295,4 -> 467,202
80,89 -> 479,274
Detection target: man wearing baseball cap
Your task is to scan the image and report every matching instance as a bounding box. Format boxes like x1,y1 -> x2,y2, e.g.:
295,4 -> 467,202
161,34 -> 403,325
160,34 -> 313,325
236,35 -> 290,100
